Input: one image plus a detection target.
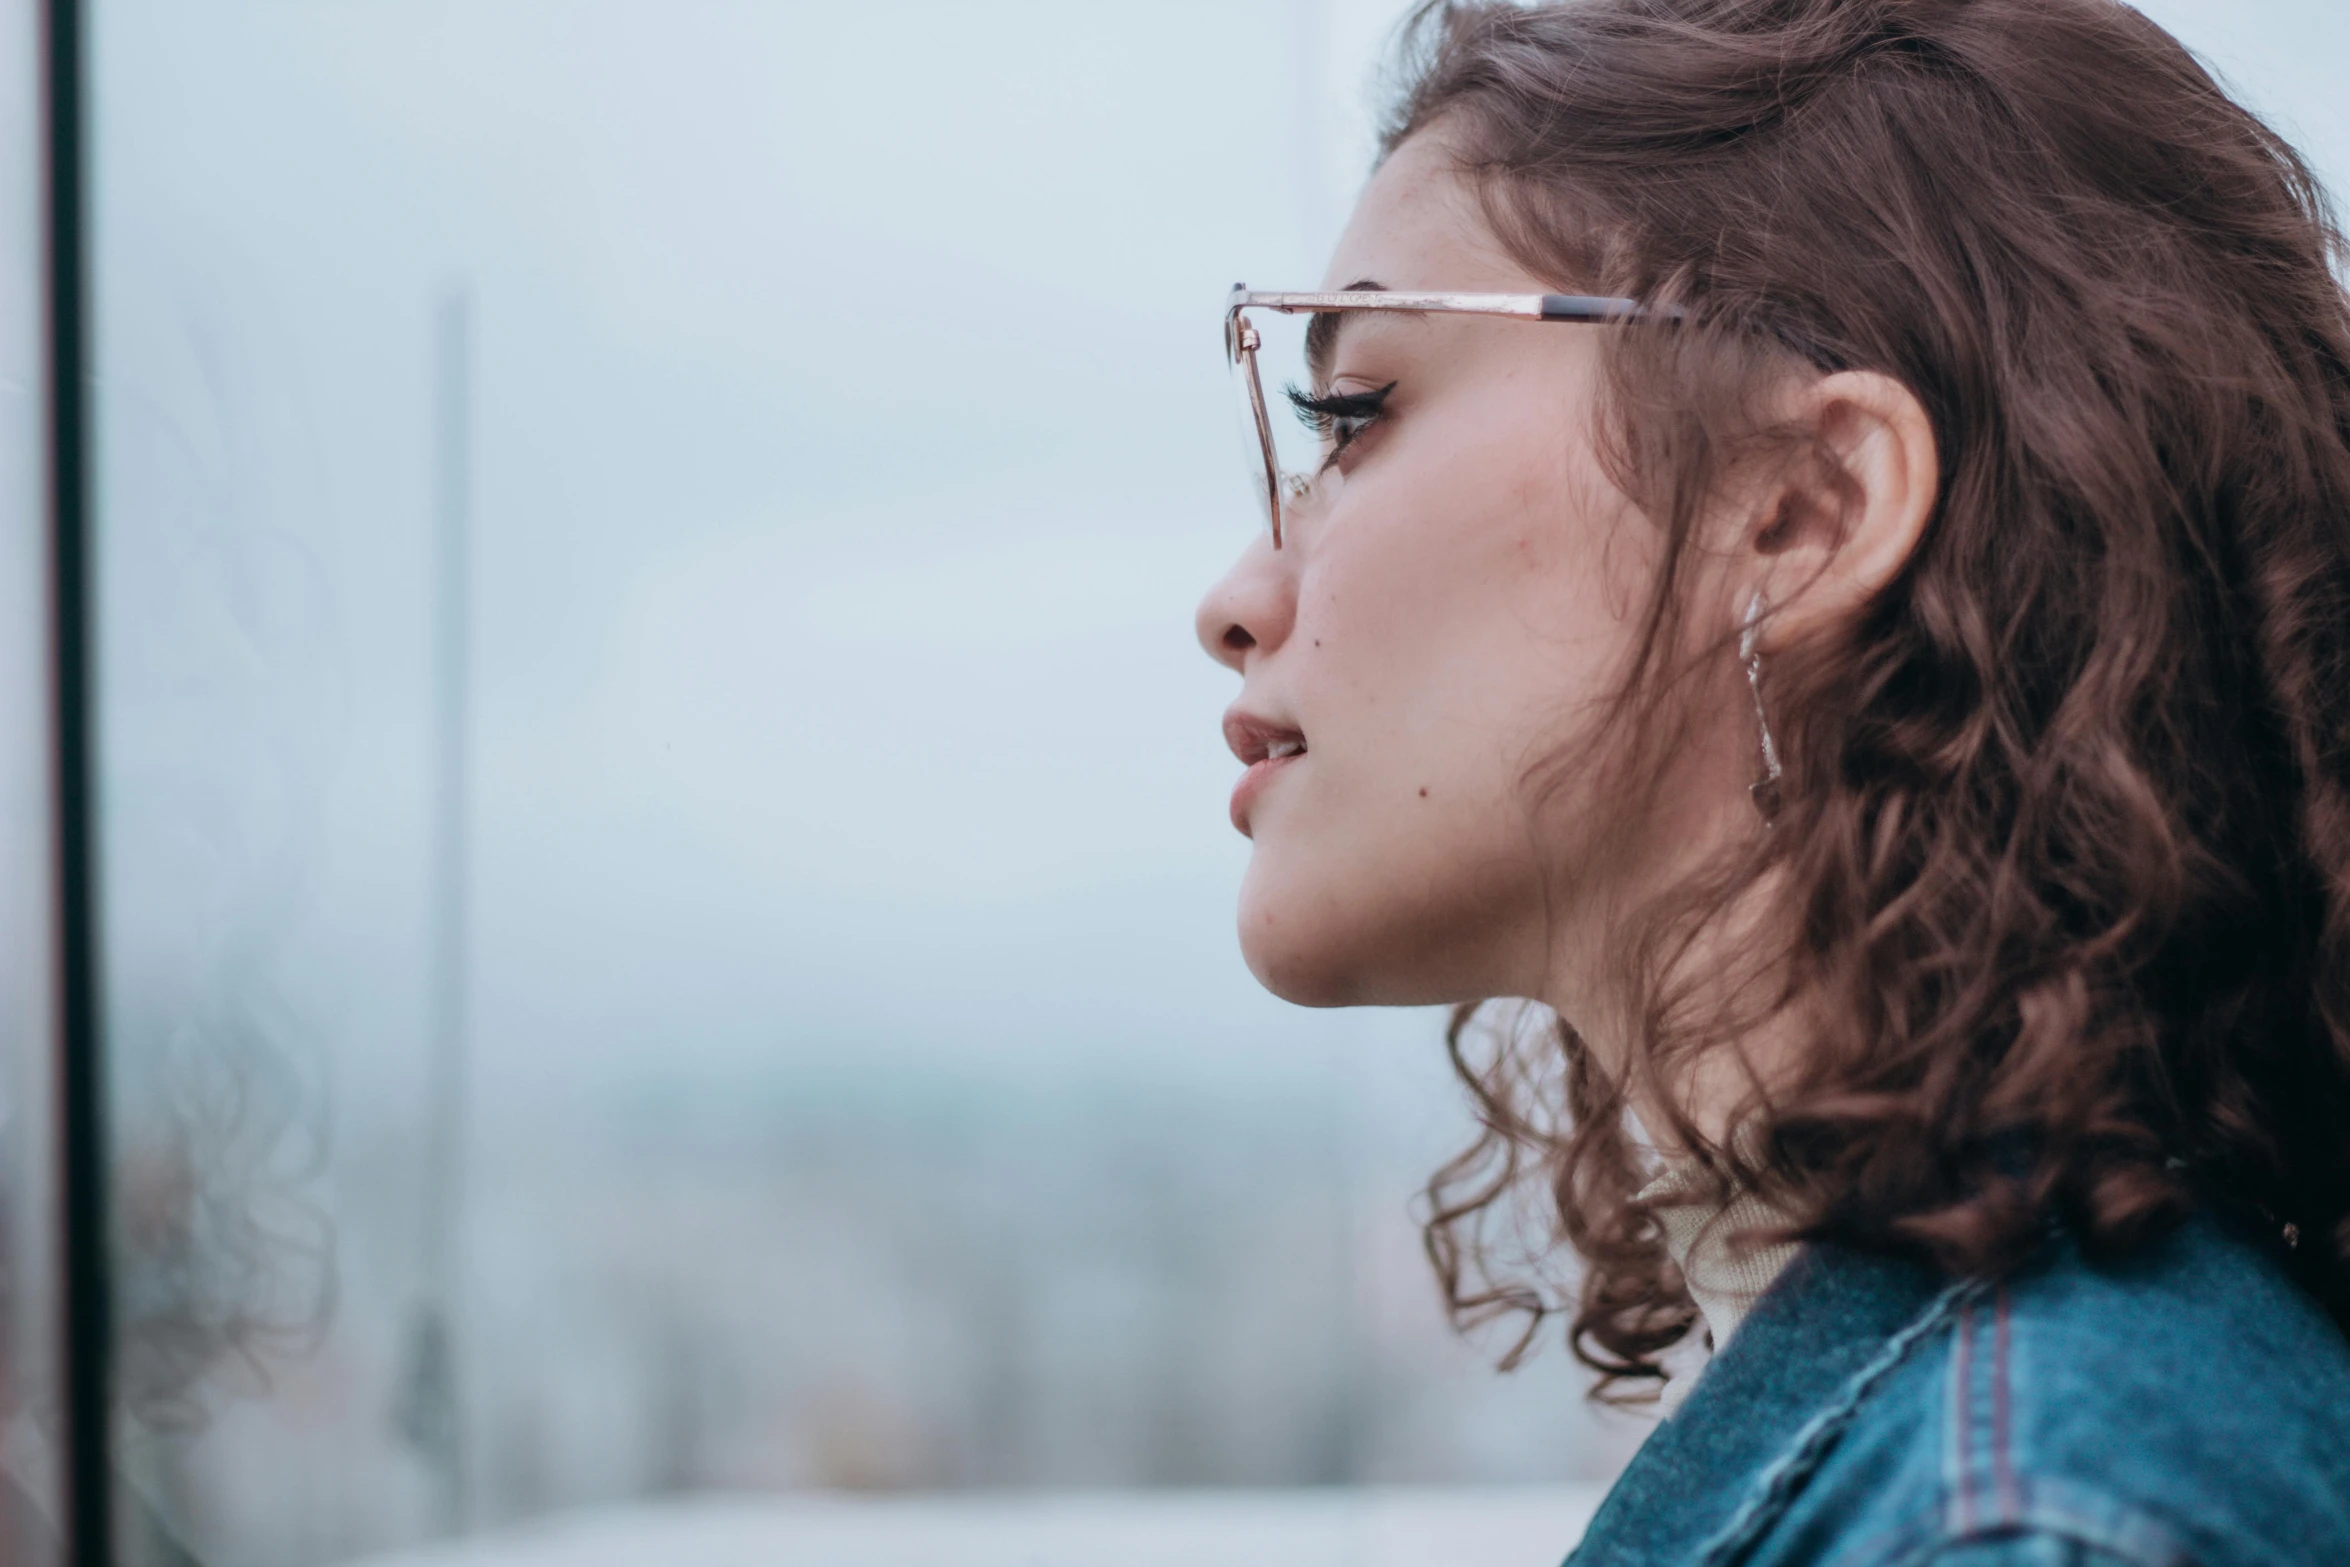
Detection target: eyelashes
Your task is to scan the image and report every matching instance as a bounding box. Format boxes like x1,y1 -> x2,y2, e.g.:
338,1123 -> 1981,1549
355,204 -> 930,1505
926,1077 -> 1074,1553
1284,380 -> 1397,463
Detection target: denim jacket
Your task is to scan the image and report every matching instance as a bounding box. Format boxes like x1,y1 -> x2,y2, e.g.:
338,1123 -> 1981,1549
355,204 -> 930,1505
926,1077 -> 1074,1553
1566,1206 -> 2350,1566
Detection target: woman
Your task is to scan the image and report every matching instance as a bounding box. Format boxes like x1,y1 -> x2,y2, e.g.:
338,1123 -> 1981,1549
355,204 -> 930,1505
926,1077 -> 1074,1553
1197,1 -> 2350,1562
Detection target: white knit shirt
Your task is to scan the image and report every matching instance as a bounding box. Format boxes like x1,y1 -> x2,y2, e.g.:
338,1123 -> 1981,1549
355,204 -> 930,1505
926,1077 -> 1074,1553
1635,1157 -> 1803,1349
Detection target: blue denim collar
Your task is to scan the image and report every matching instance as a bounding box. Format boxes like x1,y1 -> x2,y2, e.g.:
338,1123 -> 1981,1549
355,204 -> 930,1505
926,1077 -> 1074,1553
1568,1240 -> 1976,1567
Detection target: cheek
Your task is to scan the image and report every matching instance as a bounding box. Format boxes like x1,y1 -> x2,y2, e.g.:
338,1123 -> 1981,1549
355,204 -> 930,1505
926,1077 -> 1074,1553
1309,402 -> 1638,772
1234,399 -> 1646,1003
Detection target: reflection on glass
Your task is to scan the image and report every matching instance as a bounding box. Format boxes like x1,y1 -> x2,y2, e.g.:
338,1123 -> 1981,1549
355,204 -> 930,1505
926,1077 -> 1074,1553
87,8 -> 1631,1562
0,0 -> 62,1558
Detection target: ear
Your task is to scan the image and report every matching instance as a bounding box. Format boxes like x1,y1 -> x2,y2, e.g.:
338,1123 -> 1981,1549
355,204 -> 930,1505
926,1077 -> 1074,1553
1743,371 -> 1938,650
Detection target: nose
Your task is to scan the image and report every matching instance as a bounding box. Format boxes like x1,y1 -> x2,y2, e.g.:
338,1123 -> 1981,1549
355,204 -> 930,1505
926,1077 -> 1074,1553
1195,531 -> 1296,675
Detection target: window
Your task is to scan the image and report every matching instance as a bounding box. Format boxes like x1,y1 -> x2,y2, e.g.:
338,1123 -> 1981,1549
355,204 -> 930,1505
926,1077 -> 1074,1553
2,0 -> 62,1558
10,2 -> 2347,1564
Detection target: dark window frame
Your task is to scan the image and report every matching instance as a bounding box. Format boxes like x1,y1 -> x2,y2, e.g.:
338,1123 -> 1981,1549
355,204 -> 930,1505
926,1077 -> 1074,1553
39,0 -> 111,1561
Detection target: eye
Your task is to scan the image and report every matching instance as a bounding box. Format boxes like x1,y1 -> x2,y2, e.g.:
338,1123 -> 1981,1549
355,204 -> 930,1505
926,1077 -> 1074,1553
1285,381 -> 1396,465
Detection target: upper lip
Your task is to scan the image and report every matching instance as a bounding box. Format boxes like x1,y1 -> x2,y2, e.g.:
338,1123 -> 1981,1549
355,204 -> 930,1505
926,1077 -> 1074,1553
1223,707 -> 1307,765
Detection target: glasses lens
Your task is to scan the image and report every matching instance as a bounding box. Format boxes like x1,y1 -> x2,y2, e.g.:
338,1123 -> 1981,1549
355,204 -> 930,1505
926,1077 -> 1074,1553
1227,306 -> 1341,540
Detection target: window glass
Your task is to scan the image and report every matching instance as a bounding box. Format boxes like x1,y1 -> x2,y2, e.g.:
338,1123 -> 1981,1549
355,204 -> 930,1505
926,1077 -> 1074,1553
1,0 -> 63,1558
79,3 -> 2350,1565
83,6 -> 1637,1562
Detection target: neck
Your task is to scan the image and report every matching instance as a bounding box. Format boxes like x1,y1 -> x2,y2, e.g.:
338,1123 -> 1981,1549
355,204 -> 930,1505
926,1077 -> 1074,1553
1540,864 -> 1809,1159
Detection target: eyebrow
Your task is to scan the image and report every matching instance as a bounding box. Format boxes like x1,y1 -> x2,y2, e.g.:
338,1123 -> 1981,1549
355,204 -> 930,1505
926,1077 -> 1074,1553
1305,277 -> 1384,385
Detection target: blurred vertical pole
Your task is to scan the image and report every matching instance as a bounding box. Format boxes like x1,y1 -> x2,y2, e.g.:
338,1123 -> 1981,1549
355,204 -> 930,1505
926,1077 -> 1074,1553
400,285 -> 472,1537
40,0 -> 114,1560
422,283 -> 473,1533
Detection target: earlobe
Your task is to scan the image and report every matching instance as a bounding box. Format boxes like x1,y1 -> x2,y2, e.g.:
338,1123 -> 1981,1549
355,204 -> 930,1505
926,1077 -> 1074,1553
1748,371 -> 1938,649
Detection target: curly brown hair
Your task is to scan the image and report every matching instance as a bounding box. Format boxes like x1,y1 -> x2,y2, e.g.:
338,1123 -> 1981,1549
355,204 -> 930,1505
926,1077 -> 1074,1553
1391,0 -> 2350,1396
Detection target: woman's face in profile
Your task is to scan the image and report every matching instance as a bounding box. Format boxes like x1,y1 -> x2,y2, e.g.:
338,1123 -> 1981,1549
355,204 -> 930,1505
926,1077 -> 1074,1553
1197,133 -> 1735,1012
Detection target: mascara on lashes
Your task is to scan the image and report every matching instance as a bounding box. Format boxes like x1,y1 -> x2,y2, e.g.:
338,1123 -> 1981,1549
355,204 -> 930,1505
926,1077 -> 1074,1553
1284,380 -> 1398,462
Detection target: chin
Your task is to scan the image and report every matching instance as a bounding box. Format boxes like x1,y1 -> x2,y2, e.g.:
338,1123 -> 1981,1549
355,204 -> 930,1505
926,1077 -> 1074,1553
1240,932 -> 1367,1008
1233,862 -> 1374,1007
1234,870 -> 1459,1009
1235,836 -> 1539,1009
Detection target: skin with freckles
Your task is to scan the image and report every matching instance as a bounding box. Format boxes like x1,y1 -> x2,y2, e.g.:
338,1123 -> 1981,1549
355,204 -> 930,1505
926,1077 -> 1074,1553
1198,132 -> 1699,1014
1196,130 -> 1940,1130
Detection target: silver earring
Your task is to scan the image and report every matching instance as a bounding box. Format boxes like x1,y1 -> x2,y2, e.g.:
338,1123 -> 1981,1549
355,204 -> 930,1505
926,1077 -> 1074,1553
1741,591 -> 1784,821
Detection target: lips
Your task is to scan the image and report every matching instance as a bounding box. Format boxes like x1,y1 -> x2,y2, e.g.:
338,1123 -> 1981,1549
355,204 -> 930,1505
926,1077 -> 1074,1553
1224,708 -> 1307,836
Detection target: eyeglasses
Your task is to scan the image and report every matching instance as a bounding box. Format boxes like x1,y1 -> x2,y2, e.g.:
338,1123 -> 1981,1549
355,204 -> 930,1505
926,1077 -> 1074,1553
1223,284 -> 1674,546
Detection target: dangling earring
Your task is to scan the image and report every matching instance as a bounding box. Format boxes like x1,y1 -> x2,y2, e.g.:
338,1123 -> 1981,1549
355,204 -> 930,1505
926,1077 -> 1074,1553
1741,591 -> 1785,822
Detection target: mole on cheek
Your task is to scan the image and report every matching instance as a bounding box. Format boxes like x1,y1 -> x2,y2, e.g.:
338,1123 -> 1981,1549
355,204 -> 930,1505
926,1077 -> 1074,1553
1419,787 -> 1430,799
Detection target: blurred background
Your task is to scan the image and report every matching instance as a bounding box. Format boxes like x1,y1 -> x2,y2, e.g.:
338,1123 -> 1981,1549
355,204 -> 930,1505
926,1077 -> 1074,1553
18,1 -> 2347,1563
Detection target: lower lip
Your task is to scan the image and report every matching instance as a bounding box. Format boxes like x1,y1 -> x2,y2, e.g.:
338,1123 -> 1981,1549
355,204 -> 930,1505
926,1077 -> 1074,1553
1229,753 -> 1303,836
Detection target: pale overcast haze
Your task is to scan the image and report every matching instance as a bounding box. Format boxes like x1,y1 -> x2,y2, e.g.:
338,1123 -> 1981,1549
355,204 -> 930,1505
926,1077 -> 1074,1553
96,0 -> 1379,1116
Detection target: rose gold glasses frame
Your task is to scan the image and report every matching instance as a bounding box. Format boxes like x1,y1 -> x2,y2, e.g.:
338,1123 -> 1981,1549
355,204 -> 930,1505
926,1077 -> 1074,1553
1224,283 -> 1678,546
